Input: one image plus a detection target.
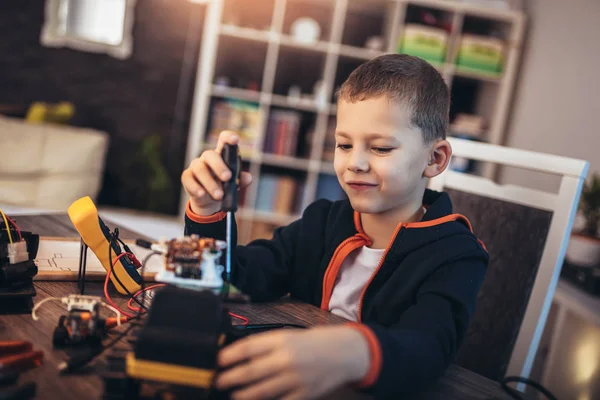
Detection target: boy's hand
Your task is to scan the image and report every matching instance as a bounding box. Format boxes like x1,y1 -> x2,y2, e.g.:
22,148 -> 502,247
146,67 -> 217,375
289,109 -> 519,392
215,326 -> 371,400
181,131 -> 253,216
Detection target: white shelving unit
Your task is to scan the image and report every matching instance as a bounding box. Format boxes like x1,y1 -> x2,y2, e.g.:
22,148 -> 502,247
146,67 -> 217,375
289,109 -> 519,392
182,0 -> 526,244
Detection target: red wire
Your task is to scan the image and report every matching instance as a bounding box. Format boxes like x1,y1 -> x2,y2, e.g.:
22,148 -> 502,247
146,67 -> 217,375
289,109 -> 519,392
104,253 -> 136,319
228,311 -> 248,325
127,284 -> 166,312
105,252 -> 248,325
5,216 -> 22,241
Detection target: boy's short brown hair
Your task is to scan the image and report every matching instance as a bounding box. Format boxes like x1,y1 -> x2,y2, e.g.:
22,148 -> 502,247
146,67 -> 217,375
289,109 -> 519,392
338,54 -> 450,144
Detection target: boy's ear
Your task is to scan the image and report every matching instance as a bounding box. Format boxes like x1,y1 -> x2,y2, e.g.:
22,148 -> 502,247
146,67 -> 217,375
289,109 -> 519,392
423,139 -> 452,178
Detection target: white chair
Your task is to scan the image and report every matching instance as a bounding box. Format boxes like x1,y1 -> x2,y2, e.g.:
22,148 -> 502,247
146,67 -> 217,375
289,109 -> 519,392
429,137 -> 589,382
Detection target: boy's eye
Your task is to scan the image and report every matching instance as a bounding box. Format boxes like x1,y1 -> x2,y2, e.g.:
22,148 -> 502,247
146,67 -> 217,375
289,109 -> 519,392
372,147 -> 394,154
336,144 -> 352,151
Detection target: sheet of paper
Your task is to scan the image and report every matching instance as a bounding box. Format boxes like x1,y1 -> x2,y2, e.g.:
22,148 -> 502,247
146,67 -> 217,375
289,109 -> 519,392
34,237 -> 164,281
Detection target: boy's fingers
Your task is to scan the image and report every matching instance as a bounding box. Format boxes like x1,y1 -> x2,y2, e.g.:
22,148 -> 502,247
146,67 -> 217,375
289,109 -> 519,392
280,389 -> 306,400
216,351 -> 287,390
202,150 -> 232,181
216,130 -> 240,153
181,169 -> 205,198
229,373 -> 297,400
218,333 -> 282,368
240,172 -> 253,188
192,161 -> 223,200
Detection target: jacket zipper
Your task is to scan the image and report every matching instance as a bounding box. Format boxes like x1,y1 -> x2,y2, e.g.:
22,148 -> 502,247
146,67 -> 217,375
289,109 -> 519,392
357,224 -> 406,322
320,235 -> 369,310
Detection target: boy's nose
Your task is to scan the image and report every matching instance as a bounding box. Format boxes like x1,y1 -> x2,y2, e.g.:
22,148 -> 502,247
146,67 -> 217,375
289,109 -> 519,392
348,151 -> 370,172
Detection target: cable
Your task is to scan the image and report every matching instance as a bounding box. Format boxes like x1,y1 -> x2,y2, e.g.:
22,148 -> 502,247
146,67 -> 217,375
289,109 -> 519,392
5,215 -> 22,241
127,284 -> 165,312
60,247 -> 161,374
137,251 -> 160,320
107,231 -> 148,312
0,208 -> 13,244
99,302 -> 123,327
228,312 -> 249,326
501,376 -> 558,400
104,255 -> 136,319
31,297 -> 61,321
59,322 -> 136,374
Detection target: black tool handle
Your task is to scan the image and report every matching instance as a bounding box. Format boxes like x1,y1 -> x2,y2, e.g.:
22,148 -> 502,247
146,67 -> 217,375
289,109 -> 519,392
221,143 -> 240,212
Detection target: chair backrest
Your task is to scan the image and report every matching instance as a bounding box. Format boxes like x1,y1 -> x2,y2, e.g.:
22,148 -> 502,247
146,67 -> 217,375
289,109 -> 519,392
429,137 -> 589,381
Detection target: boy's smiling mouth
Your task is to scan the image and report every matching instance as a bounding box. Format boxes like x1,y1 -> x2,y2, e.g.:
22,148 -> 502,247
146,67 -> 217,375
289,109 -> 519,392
346,181 -> 379,191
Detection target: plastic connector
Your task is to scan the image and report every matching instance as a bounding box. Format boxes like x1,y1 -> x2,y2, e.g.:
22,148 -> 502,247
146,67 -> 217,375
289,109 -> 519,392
7,241 -> 28,264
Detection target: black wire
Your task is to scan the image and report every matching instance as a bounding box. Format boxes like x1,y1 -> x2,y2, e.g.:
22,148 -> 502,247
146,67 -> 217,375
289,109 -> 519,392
61,237 -> 161,374
138,251 -> 161,319
59,321 -> 136,374
108,231 -> 148,312
501,376 -> 558,400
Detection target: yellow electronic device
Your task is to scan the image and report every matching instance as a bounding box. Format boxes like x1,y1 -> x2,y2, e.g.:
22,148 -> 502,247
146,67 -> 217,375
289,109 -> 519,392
67,197 -> 142,295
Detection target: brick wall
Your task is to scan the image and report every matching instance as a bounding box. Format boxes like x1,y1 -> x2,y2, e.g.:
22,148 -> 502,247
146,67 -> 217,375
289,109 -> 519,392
0,0 -> 204,215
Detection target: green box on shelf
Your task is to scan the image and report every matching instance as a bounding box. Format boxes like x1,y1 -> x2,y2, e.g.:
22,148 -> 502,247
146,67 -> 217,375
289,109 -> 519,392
456,34 -> 505,75
397,24 -> 448,65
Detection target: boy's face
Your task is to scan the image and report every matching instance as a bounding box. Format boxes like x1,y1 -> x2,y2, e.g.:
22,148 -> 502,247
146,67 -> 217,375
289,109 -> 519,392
334,96 -> 432,215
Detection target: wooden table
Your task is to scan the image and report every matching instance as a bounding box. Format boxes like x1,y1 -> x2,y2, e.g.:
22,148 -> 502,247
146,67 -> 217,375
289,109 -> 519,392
0,214 -> 513,400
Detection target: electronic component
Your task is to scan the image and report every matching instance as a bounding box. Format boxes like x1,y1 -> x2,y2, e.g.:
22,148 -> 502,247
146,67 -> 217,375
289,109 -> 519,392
31,295 -> 123,348
53,296 -> 108,347
154,236 -> 227,292
0,218 -> 39,311
68,196 -> 142,295
6,241 -> 28,265
102,286 -> 235,398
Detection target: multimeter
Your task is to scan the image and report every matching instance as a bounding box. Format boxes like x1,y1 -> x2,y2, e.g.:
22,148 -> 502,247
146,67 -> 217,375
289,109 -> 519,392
67,197 -> 142,295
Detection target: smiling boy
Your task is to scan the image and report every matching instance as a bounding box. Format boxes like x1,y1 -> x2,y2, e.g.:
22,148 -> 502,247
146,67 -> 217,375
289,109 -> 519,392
181,54 -> 489,399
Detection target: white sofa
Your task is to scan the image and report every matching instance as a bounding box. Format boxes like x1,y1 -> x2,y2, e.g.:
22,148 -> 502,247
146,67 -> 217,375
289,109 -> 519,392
0,115 -> 109,209
0,115 -> 185,240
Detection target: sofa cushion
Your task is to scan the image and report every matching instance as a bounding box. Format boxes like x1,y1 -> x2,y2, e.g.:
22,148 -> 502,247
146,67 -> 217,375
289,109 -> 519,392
0,115 -> 109,210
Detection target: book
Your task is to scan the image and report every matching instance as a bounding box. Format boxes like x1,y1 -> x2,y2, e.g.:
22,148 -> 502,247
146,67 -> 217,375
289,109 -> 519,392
273,176 -> 297,214
208,99 -> 262,156
263,110 -> 301,156
255,174 -> 278,212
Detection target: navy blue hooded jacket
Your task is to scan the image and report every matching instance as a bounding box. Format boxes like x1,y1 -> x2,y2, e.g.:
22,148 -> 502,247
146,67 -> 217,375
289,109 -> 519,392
184,189 -> 489,398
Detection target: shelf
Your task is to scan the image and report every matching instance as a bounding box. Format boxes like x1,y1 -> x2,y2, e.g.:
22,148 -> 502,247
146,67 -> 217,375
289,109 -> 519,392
338,45 -> 386,60
319,162 -> 336,175
220,24 -> 272,43
183,0 -> 526,238
270,93 -> 329,113
400,0 -> 523,22
211,85 -> 262,102
210,86 -> 334,114
278,34 -> 331,53
452,65 -> 503,83
260,152 -> 311,170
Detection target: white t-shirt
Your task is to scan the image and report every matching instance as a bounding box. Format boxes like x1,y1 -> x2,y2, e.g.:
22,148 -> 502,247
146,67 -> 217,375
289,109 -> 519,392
329,208 -> 427,321
329,245 -> 385,321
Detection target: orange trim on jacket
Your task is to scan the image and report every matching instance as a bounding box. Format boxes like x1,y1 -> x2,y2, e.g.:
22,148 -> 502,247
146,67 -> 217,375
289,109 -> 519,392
346,322 -> 383,388
319,234 -> 371,310
321,210 -> 476,321
185,200 -> 227,224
